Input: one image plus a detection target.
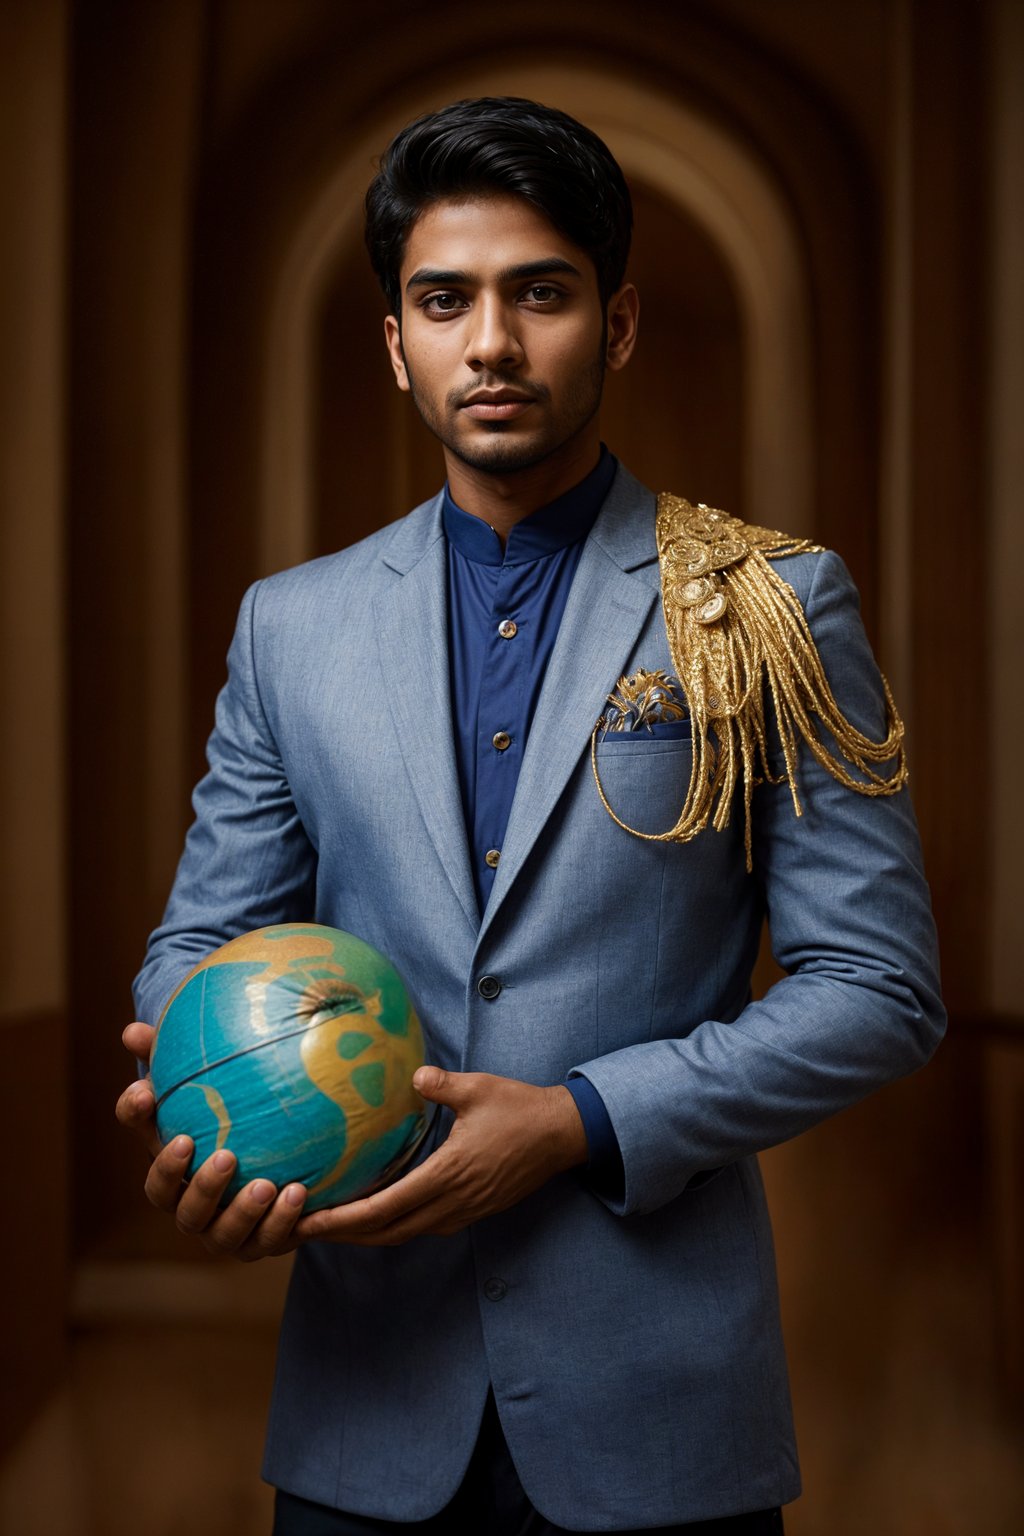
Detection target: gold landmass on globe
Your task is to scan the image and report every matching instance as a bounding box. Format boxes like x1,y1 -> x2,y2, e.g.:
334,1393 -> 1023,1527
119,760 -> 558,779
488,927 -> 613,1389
299,998 -> 426,1203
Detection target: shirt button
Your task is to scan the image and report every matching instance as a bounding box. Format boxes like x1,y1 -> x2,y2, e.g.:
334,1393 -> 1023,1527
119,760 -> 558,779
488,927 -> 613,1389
484,1277 -> 508,1301
484,849 -> 501,869
477,975 -> 502,1000
493,731 -> 511,751
497,619 -> 518,639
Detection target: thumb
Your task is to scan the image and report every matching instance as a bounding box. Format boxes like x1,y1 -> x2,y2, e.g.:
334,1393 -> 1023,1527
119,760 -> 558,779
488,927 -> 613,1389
412,1065 -> 469,1107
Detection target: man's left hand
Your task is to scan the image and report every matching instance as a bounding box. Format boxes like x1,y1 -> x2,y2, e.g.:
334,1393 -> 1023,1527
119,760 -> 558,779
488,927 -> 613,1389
294,1068 -> 589,1247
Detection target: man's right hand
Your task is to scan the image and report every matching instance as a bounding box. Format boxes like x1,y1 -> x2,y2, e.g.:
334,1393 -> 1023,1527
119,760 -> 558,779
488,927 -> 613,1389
116,1021 -> 307,1262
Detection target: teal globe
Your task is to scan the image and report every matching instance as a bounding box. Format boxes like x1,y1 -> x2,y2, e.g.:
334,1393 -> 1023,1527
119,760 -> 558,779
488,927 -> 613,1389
150,924 -> 430,1211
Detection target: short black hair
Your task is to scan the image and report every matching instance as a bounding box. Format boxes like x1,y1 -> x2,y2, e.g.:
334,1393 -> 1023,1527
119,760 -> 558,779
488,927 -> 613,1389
364,96 -> 633,314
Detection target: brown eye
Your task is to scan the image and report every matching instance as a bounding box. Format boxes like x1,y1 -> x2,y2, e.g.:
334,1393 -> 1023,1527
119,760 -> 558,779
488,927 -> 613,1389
423,291 -> 464,316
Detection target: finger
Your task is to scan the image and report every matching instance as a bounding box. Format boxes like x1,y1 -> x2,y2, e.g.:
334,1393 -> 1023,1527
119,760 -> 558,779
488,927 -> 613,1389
115,1078 -> 163,1157
231,1184 -> 308,1262
192,1176 -> 285,1256
115,1076 -> 154,1127
172,1149 -> 247,1237
296,1152 -> 448,1242
144,1134 -> 199,1212
300,1191 -> 464,1247
122,1021 -> 156,1064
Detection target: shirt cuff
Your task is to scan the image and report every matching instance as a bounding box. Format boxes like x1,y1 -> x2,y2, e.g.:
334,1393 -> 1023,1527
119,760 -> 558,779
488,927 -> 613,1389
563,1075 -> 625,1201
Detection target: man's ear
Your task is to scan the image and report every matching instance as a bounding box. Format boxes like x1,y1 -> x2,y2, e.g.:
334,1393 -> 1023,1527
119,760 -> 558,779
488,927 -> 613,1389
384,314 -> 411,392
605,283 -> 639,372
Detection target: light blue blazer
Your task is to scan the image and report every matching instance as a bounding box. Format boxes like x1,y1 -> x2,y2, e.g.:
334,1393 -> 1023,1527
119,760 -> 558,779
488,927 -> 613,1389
135,464 -> 944,1529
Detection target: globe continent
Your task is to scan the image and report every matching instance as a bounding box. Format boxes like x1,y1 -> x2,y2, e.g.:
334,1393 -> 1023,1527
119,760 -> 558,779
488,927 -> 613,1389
150,924 -> 430,1210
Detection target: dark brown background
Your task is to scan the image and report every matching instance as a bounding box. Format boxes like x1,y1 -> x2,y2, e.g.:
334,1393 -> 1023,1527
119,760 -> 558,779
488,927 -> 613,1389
2,1 -> 1022,1532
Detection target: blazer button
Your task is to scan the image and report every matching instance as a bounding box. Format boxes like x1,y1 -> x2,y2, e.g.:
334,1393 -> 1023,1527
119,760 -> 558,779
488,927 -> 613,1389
484,1277 -> 508,1301
477,975 -> 502,1000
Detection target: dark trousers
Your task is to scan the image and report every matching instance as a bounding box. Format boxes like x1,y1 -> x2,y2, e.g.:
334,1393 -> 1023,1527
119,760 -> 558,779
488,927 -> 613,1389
272,1392 -> 785,1536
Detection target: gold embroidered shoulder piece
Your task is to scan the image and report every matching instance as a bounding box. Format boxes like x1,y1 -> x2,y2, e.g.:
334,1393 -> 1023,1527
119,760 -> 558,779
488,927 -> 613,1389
591,494 -> 908,869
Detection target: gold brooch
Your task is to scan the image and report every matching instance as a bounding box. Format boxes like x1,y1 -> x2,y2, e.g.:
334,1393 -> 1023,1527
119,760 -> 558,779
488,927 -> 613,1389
600,669 -> 688,734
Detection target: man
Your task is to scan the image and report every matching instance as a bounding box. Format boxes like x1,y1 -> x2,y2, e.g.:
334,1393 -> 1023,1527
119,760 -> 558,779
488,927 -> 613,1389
119,98 -> 944,1534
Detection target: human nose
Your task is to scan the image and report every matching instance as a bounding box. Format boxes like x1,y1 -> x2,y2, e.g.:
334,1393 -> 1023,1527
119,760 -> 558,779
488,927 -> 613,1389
463,295 -> 523,371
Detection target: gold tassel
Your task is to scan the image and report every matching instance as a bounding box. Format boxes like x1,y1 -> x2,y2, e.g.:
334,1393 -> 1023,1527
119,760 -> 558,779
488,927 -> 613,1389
591,494 -> 908,869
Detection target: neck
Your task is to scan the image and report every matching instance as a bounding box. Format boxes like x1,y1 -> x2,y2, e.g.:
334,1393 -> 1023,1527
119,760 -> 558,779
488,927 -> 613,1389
443,429 -> 601,545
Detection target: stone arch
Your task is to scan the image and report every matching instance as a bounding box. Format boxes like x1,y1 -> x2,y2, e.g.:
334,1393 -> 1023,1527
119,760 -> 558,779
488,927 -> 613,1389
260,62 -> 815,574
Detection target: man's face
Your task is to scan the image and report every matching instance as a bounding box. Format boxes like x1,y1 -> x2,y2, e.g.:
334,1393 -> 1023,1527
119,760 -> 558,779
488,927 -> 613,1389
384,195 -> 635,480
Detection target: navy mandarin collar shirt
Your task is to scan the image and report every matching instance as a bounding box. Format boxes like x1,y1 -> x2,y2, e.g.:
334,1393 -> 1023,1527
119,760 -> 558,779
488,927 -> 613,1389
443,447 -> 621,1187
443,446 -> 617,912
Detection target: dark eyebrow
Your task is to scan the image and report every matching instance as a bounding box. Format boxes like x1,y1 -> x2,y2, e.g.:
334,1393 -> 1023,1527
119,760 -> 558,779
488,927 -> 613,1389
404,257 -> 583,293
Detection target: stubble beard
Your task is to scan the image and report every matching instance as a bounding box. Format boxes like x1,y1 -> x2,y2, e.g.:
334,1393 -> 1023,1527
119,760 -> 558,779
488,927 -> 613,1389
402,345 -> 607,478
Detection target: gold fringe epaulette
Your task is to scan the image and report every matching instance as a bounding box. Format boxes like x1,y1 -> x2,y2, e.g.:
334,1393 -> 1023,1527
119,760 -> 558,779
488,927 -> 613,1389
591,494 -> 908,869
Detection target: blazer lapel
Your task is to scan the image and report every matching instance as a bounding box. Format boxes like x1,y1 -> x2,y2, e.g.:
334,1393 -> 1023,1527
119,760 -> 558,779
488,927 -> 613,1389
374,499 -> 479,935
477,469 -> 660,946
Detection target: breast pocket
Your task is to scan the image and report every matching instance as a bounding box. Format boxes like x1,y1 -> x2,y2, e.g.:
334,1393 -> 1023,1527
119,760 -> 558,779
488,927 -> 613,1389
592,729 -> 694,839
